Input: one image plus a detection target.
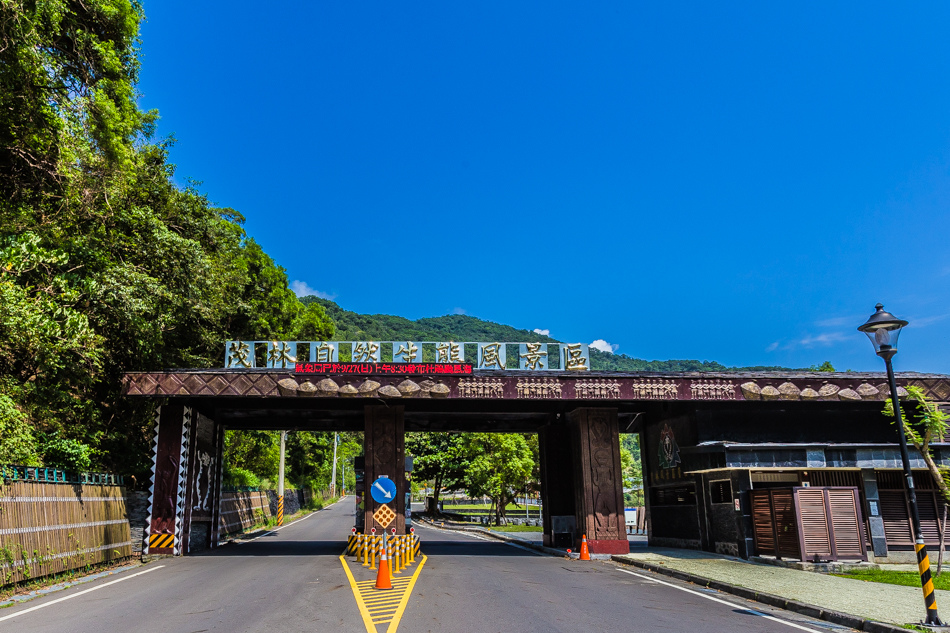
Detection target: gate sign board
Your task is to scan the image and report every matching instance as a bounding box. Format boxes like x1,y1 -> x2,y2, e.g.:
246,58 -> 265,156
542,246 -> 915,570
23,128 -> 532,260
371,476 -> 397,504
224,341 -> 590,371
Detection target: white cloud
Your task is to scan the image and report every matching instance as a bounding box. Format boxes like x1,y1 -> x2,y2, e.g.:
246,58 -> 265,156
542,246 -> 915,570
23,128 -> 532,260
912,312 -> 950,327
798,332 -> 850,347
290,280 -> 335,300
814,315 -> 861,328
453,307 -> 467,315
768,331 -> 850,352
533,328 -> 550,336
590,339 -> 619,354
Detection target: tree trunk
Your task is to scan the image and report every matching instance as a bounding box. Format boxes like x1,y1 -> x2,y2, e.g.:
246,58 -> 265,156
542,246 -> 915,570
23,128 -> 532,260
432,474 -> 442,514
937,501 -> 947,577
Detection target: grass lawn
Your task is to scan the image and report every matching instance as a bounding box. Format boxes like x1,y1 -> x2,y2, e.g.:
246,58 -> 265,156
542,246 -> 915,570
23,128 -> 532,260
832,569 -> 950,591
443,503 -> 538,511
487,524 -> 543,532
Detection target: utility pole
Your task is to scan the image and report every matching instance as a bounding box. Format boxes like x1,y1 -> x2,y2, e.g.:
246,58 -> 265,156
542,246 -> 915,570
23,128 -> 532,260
330,432 -> 339,497
277,430 -> 287,526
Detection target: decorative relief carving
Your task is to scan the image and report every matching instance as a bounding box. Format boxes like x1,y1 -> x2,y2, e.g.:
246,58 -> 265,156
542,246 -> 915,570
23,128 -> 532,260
516,378 -> 562,399
458,377 -> 505,398
740,382 -> 761,400
737,380 -> 909,402
690,380 -> 736,400
575,379 -> 621,399
631,379 -> 678,400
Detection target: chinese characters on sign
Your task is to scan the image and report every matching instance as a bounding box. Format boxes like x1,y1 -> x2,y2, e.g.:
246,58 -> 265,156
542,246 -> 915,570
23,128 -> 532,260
224,341 -> 590,371
436,341 -> 463,363
295,363 -> 473,375
478,342 -> 506,369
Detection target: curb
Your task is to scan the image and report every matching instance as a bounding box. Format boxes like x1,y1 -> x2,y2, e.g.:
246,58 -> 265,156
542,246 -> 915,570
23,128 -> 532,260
609,555 -> 910,633
415,517 -> 611,559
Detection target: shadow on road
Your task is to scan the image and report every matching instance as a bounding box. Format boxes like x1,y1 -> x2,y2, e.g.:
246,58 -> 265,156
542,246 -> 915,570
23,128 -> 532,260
194,533 -> 539,558
194,537 -> 347,557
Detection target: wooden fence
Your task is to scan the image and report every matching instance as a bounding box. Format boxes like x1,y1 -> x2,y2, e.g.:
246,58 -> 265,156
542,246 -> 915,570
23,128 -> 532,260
0,481 -> 132,585
218,488 -> 328,536
219,491 -> 272,535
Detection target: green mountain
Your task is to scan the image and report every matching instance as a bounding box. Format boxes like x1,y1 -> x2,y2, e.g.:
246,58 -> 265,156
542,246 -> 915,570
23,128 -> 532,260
302,297 -> 793,372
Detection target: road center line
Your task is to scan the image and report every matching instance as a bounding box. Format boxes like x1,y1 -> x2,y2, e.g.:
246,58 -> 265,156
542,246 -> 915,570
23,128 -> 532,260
614,567 -> 824,633
0,565 -> 165,623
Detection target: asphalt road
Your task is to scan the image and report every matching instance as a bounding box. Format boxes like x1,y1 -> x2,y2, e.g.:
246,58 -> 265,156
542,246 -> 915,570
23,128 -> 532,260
0,500 -> 858,633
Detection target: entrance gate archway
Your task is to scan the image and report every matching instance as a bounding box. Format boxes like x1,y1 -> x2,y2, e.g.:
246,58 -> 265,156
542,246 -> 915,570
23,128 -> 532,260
124,367 -> 950,562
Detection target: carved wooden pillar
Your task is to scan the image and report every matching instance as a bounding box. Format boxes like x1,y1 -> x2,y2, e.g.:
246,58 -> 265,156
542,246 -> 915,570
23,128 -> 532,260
568,407 -> 629,554
539,417 -> 576,548
363,405 -> 406,534
182,411 -> 219,554
145,404 -> 191,556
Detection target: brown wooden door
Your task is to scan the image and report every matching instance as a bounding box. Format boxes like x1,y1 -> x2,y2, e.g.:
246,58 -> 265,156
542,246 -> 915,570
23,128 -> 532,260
827,488 -> 865,560
797,488 -> 833,560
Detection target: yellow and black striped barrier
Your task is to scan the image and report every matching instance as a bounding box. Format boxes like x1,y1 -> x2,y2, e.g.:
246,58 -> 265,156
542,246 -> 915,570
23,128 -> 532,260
276,496 -> 284,526
916,540 -> 942,624
148,532 -> 174,550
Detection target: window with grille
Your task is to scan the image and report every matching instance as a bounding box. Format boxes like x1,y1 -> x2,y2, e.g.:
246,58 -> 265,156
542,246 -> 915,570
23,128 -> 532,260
710,480 -> 732,504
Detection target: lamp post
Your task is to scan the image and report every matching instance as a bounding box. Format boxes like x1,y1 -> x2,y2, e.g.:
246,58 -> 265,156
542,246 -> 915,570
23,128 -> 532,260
858,303 -> 942,626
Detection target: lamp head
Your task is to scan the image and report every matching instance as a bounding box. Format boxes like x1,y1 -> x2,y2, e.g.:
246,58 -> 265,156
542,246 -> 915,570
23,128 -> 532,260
857,303 -> 908,360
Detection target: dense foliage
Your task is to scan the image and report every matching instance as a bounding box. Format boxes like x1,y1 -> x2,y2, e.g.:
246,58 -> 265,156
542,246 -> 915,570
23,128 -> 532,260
0,0 -> 331,477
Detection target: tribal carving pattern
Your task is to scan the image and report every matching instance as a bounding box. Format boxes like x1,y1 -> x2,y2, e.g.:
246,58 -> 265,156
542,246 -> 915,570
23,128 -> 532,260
631,379 -> 678,400
574,379 -> 620,399
516,378 -> 562,399
690,380 -> 736,400
458,378 -> 505,398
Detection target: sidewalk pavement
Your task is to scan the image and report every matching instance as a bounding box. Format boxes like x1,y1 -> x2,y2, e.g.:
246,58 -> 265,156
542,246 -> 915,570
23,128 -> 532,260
614,547 -> 946,630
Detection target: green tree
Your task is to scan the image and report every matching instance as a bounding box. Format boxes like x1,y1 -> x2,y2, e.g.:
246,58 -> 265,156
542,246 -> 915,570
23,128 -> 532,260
462,433 -> 534,525
884,387 -> 950,502
0,1 -> 325,476
884,387 -> 950,574
291,301 -> 335,341
406,433 -> 467,509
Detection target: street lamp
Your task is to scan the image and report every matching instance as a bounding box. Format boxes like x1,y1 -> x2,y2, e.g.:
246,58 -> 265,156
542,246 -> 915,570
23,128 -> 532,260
858,303 -> 942,626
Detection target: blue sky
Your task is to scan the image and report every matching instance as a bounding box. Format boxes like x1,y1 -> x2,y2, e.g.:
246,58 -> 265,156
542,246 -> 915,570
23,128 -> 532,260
138,2 -> 950,373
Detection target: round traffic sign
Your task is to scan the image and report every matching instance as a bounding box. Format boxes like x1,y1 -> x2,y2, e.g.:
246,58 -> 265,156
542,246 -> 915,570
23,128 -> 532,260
371,476 -> 397,503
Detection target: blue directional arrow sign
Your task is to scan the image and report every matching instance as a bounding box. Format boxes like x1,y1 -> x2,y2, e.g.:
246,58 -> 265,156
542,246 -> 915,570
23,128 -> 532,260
370,476 -> 397,504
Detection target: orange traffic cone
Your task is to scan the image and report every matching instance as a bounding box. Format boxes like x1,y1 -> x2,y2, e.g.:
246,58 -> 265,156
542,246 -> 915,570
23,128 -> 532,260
375,540 -> 393,590
579,534 -> 591,561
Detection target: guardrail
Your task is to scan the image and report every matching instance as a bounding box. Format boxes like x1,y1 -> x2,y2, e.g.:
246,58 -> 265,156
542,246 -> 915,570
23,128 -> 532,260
1,464 -> 124,486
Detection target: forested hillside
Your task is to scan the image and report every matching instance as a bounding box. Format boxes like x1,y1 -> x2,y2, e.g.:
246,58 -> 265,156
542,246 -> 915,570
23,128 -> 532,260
303,298 -> 793,372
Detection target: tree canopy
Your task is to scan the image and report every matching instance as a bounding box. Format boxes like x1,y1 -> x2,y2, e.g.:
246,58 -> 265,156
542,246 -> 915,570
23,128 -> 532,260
0,0 -> 330,477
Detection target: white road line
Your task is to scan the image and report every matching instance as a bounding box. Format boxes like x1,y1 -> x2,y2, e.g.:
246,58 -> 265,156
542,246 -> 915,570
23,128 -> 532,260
236,508 -> 318,544
614,567 -> 825,633
0,565 -> 165,623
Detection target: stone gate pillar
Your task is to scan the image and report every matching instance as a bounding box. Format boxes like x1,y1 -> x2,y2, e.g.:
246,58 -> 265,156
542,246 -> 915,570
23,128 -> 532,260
568,407 -> 629,554
145,405 -> 192,556
539,418 -> 576,548
363,405 -> 406,534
